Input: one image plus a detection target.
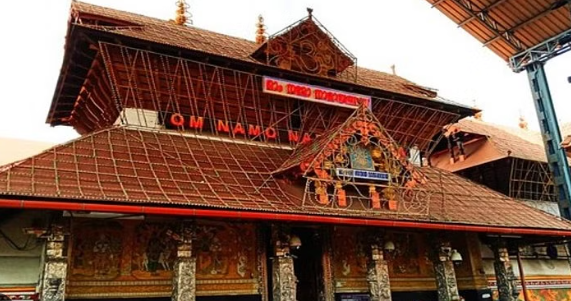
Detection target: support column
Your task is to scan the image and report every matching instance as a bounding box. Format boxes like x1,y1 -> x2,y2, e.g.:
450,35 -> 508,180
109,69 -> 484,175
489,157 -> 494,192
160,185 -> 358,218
322,228 -> 335,301
40,225 -> 67,301
367,244 -> 392,301
172,227 -> 196,301
432,242 -> 460,301
526,62 -> 571,219
492,243 -> 518,301
272,230 -> 297,301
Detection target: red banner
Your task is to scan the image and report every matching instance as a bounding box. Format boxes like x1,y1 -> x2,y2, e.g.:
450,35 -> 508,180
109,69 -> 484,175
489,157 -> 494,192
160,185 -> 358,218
263,76 -> 371,109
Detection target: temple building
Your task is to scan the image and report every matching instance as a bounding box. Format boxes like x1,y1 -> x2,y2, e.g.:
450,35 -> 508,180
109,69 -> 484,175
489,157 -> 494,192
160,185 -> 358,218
2,2 -> 571,301
561,123 -> 571,155
431,116 -> 571,300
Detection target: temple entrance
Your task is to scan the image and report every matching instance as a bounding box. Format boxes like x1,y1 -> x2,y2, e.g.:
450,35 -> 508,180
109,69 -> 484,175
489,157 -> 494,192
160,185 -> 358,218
291,227 -> 325,301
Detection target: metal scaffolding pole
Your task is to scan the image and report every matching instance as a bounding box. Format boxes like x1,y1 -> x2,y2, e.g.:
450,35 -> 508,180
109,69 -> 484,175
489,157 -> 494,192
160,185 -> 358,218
525,62 -> 571,219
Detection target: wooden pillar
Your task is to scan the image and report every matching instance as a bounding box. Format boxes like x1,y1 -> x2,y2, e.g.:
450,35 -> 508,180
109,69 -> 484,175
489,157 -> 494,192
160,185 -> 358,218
322,228 -> 335,301
492,242 -> 518,301
432,241 -> 460,301
367,244 -> 392,301
272,227 -> 297,301
172,226 -> 196,301
40,225 -> 67,301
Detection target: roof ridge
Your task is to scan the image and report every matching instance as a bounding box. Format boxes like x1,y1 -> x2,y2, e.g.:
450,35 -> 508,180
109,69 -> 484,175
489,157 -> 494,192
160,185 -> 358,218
73,1 -> 258,45
459,118 -> 542,144
66,1 -> 475,109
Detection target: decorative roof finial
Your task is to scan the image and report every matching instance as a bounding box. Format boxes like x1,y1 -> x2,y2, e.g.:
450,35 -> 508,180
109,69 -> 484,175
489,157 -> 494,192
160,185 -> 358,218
307,8 -> 314,19
174,0 -> 192,26
255,15 -> 267,45
519,113 -> 528,130
390,64 -> 396,75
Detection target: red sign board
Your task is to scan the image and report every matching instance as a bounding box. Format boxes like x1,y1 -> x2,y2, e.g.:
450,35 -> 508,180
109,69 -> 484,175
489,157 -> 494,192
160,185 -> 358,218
263,76 -> 371,109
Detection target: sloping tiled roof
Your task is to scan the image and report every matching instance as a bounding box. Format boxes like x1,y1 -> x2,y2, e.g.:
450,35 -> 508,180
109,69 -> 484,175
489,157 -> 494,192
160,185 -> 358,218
455,119 -> 549,163
561,123 -> 571,150
70,1 -> 461,104
421,167 -> 570,229
563,136 -> 571,150
1,126 -> 571,232
0,127 -> 298,212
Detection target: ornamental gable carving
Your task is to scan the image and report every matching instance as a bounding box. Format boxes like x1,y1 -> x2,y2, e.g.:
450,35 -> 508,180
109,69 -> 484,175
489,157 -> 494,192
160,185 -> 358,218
252,10 -> 357,81
274,105 -> 430,216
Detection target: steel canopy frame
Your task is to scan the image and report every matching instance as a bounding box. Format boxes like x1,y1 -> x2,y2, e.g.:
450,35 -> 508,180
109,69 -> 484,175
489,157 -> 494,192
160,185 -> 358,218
510,28 -> 571,72
525,62 -> 571,219
514,2 -> 571,221
427,0 -> 571,222
446,0 -> 525,52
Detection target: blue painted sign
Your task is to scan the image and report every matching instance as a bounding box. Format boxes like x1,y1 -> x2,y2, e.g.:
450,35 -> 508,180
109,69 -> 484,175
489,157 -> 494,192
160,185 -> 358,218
335,168 -> 390,181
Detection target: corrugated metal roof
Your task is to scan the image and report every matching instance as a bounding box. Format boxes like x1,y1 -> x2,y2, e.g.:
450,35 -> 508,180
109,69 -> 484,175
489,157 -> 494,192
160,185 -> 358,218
427,0 -> 571,62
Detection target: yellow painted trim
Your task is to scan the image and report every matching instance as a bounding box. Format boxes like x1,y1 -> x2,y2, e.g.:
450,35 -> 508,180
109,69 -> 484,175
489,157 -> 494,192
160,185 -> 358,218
0,287 -> 36,292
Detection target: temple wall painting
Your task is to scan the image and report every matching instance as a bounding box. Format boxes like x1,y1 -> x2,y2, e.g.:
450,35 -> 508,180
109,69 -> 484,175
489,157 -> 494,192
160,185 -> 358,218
482,243 -> 571,301
331,226 -> 484,294
66,218 -> 260,298
491,287 -> 571,301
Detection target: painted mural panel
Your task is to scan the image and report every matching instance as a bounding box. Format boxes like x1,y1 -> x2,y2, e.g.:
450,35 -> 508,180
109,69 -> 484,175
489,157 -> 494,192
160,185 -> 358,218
492,288 -> 571,301
386,232 -> 423,277
332,228 -> 445,292
332,227 -> 369,292
70,220 -> 127,280
66,219 -> 260,298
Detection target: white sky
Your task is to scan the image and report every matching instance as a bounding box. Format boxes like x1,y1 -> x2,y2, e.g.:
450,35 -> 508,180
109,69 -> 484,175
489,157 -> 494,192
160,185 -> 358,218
0,0 -> 569,144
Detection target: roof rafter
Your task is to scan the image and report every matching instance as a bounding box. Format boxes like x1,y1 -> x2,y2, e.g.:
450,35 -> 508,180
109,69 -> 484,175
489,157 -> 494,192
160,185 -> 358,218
483,4 -> 556,46
432,0 -> 448,8
457,0 -> 511,27
451,0 -> 525,51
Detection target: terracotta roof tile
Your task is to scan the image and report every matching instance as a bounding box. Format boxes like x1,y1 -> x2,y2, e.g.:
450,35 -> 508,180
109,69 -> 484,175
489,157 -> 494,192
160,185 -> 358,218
70,1 -> 465,104
0,127 -> 299,212
1,126 -> 571,232
422,167 -> 571,229
456,119 -> 550,163
562,135 -> 571,150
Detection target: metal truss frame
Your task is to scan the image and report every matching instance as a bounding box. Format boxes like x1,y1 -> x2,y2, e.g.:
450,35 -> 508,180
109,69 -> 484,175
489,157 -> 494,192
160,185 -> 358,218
445,0 -> 525,52
525,62 -> 571,219
510,28 -> 571,72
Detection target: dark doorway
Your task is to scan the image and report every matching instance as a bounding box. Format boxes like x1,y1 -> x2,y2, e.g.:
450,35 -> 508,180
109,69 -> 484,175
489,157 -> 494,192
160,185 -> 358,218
291,227 -> 325,301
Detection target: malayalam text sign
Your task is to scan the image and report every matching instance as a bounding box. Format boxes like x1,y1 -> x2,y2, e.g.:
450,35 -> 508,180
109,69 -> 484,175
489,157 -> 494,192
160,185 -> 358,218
263,76 -> 371,109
